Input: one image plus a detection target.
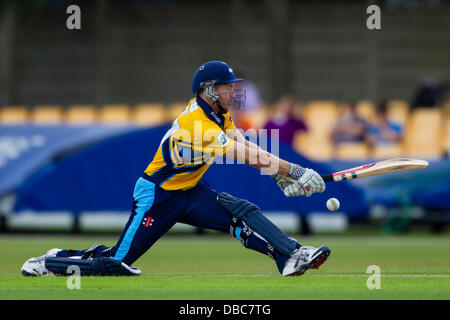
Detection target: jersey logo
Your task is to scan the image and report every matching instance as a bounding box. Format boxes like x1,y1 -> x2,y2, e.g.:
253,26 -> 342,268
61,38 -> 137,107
210,111 -> 223,125
143,216 -> 154,228
217,131 -> 229,147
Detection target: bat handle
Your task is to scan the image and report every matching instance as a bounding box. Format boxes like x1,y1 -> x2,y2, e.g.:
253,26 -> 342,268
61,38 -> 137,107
321,174 -> 334,182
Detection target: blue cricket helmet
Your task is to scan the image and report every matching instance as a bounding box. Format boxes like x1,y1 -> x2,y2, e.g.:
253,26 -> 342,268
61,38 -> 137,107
192,60 -> 243,93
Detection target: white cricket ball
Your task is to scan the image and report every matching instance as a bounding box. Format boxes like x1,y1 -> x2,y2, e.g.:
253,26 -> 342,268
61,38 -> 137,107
326,198 -> 340,212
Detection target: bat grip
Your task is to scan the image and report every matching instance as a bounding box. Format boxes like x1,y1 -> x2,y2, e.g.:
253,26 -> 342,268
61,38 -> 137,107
321,174 -> 334,182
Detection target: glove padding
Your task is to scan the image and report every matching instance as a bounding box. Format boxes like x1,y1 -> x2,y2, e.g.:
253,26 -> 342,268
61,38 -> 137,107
272,168 -> 325,197
272,174 -> 305,197
295,168 -> 326,197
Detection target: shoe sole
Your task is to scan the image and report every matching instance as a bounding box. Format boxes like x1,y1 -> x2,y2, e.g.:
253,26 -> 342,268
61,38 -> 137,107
21,250 -> 61,277
21,269 -> 35,277
289,246 -> 331,276
21,258 -> 45,277
21,264 -> 51,277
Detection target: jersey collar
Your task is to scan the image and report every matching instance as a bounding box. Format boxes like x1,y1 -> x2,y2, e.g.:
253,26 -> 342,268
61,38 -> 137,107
196,94 -> 225,128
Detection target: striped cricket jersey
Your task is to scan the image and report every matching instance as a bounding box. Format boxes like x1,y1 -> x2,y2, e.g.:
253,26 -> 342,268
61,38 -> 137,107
144,95 -> 235,191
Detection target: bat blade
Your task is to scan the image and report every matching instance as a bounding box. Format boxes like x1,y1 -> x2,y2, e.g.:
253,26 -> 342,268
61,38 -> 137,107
322,158 -> 429,182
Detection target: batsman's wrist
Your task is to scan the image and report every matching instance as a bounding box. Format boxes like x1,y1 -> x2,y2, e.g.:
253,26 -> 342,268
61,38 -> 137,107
288,163 -> 294,176
289,164 -> 306,180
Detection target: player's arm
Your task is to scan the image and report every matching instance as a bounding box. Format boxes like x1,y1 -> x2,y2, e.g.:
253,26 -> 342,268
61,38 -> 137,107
225,127 -> 291,176
226,127 -> 260,152
224,128 -> 325,197
225,139 -> 292,176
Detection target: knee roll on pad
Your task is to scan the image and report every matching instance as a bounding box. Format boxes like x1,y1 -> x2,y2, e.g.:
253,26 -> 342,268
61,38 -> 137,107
218,193 -> 260,219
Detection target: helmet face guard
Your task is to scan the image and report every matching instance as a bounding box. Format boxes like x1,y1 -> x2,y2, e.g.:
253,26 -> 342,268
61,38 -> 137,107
200,80 -> 246,110
230,87 -> 246,110
200,80 -> 220,102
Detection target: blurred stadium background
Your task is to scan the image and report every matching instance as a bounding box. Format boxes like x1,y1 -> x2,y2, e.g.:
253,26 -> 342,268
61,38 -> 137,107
0,0 -> 449,236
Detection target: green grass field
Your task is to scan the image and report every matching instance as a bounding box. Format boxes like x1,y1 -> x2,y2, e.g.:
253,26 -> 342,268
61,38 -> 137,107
0,233 -> 449,300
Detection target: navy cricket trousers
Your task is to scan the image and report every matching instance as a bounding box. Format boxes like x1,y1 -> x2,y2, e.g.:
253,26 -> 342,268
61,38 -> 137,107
110,175 -> 237,266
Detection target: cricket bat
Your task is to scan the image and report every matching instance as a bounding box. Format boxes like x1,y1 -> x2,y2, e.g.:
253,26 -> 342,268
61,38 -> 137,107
321,158 -> 429,182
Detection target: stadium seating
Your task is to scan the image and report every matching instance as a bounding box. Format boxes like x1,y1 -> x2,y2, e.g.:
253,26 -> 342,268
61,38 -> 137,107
443,114 -> 450,155
387,100 -> 409,126
371,143 -> 404,159
31,105 -> 63,124
132,103 -> 168,127
294,101 -> 338,160
65,105 -> 98,125
404,107 -> 442,158
98,104 -> 131,124
293,132 -> 334,160
335,142 -> 369,160
0,106 -> 29,124
444,100 -> 450,116
167,103 -> 186,123
2,99 -> 449,160
356,100 -> 377,124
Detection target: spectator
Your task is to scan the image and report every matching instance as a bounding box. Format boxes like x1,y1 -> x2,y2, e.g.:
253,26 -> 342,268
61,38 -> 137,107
331,100 -> 369,145
411,76 -> 444,109
263,94 -> 308,146
367,101 -> 403,148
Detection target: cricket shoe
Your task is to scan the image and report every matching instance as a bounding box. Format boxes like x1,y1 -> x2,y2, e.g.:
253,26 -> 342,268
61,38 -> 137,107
282,245 -> 330,277
21,248 -> 62,277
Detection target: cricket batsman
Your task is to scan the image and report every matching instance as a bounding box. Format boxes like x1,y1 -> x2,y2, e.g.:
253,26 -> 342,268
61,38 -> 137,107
21,60 -> 330,277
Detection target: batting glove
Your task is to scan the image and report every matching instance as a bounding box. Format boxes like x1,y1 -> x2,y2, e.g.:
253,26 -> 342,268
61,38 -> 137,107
272,174 -> 305,197
291,166 -> 326,197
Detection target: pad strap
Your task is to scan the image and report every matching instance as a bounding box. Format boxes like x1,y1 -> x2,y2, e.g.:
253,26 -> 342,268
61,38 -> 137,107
217,192 -> 298,256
